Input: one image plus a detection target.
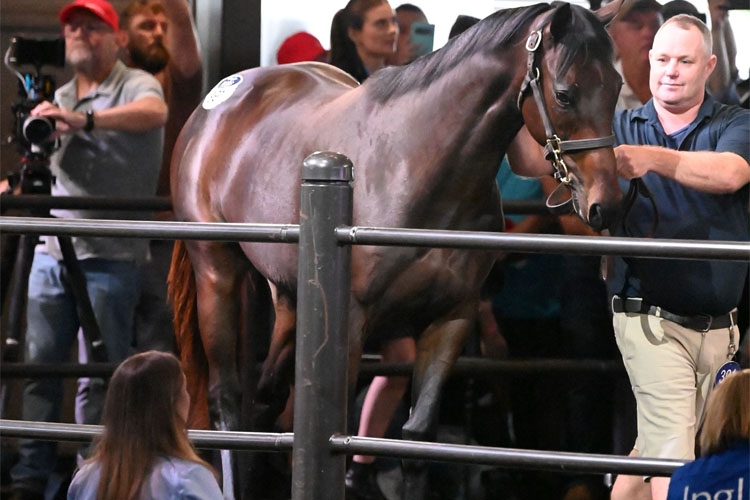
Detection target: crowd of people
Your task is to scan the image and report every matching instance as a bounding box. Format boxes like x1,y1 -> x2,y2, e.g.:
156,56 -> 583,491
0,0 -> 747,499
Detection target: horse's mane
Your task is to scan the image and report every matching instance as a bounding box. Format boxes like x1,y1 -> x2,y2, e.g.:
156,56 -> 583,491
366,2 -> 613,102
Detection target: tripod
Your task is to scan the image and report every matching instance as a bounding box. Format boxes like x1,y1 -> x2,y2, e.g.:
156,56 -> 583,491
1,151 -> 107,417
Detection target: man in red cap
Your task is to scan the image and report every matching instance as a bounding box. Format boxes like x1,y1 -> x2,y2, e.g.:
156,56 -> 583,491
9,1 -> 166,498
276,31 -> 328,65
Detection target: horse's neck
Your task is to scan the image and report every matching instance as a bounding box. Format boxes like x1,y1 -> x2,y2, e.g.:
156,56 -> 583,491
353,52 -> 525,228
385,52 -> 524,183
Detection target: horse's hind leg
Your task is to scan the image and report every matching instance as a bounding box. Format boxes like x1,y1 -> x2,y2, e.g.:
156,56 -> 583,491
401,300 -> 478,500
239,286 -> 297,500
188,240 -> 249,500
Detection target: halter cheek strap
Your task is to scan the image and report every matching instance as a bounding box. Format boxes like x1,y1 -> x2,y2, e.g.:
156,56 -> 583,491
516,29 -> 615,190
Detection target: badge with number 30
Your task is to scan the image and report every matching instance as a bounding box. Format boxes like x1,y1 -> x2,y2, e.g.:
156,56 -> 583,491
714,361 -> 740,387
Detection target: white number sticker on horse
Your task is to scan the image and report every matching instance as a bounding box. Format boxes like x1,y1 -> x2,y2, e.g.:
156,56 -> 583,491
714,361 -> 740,387
202,75 -> 244,110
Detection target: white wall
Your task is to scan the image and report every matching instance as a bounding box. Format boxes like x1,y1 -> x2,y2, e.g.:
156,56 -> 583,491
260,0 -> 748,79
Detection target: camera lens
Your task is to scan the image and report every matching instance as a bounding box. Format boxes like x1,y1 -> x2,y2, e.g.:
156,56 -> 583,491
23,116 -> 55,145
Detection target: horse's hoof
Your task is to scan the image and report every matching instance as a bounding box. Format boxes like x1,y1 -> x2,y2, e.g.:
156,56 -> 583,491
345,462 -> 388,500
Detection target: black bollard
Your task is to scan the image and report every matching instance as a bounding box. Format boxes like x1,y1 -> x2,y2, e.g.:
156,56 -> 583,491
292,151 -> 353,500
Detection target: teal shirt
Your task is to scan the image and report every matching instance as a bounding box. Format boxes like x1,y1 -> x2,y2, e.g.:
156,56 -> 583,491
493,162 -> 562,319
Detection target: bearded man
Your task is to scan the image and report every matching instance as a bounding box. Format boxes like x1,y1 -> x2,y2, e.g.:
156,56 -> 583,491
119,0 -> 202,353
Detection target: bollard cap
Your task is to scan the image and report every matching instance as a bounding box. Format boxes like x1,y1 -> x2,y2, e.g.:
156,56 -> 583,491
302,151 -> 354,182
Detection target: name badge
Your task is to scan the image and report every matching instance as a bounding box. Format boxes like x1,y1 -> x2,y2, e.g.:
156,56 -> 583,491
714,361 -> 740,387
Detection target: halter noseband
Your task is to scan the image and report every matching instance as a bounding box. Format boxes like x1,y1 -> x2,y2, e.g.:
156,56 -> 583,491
516,29 -> 615,199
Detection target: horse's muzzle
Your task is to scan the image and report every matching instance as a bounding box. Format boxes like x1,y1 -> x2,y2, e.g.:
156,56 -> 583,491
587,201 -> 619,232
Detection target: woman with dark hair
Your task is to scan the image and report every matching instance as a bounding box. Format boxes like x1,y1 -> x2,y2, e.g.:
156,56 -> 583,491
329,0 -> 398,82
666,369 -> 750,499
67,350 -> 223,500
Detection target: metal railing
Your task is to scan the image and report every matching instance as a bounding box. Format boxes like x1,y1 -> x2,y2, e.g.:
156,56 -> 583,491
2,152 -> 748,499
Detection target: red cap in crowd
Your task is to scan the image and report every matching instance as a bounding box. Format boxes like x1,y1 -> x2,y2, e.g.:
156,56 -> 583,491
59,0 -> 119,32
277,32 -> 326,65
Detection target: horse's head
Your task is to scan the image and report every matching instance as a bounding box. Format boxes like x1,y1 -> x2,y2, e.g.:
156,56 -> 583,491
518,1 -> 624,231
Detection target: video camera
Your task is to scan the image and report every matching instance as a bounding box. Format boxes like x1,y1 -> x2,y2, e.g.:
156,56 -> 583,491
4,36 -> 65,194
7,37 -> 65,149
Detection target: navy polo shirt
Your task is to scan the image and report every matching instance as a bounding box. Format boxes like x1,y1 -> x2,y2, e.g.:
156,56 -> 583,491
609,95 -> 750,316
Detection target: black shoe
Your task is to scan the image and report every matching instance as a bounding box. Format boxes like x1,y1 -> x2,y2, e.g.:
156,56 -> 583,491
345,462 -> 387,500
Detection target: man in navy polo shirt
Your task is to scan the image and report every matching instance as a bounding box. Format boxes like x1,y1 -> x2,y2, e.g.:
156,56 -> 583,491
607,13 -> 748,500
507,12 -> 748,500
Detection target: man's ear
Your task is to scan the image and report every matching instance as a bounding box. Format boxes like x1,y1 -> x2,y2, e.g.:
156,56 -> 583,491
116,30 -> 129,49
705,53 -> 717,76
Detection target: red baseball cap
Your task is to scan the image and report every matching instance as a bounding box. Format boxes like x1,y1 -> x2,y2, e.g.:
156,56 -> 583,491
277,32 -> 326,65
59,0 -> 119,32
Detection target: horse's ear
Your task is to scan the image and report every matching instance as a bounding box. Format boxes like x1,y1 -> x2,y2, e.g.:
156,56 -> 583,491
549,3 -> 573,42
594,0 -> 624,27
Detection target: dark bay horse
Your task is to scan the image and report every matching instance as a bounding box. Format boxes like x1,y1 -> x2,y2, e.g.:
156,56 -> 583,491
168,1 -> 624,497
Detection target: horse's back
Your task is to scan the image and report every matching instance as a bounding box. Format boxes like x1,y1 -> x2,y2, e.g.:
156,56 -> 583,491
171,62 -> 357,221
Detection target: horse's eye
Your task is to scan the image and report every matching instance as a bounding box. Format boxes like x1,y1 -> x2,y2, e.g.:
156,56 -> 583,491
555,91 -> 572,107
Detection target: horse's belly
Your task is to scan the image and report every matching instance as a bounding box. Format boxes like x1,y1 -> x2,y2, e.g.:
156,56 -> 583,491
354,246 -> 495,330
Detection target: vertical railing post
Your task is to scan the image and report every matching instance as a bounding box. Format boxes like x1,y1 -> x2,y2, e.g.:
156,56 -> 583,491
292,151 -> 353,500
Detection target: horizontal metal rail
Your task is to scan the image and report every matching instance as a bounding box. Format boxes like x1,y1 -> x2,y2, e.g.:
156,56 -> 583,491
0,358 -> 625,378
339,226 -> 750,261
0,216 -> 299,243
329,436 -> 684,477
1,217 -> 748,261
0,419 -> 293,452
0,195 -> 549,215
0,419 -> 682,476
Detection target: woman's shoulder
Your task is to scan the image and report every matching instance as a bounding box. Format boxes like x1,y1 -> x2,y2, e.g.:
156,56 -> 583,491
67,462 -> 102,500
146,456 -> 224,499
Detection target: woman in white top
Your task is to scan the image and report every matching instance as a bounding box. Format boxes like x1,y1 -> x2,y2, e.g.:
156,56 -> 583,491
68,350 -> 223,500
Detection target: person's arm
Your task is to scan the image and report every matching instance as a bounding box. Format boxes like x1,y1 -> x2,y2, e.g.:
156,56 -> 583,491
31,97 -> 168,134
615,144 -> 749,193
162,0 -> 202,81
506,125 -> 554,177
708,0 -> 737,97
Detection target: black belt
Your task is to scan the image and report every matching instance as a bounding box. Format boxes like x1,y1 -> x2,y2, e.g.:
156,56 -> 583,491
611,296 -> 736,332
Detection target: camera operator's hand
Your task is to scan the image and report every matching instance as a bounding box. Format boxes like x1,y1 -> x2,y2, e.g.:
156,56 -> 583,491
30,101 -> 86,136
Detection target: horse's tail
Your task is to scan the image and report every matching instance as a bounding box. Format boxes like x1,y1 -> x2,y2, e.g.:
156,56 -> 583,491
168,240 -> 210,429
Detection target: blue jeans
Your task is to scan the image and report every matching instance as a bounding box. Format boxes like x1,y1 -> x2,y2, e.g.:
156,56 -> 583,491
10,253 -> 140,491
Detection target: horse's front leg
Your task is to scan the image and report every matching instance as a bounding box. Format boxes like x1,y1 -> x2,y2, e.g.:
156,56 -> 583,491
401,300 -> 478,500
192,243 -> 247,500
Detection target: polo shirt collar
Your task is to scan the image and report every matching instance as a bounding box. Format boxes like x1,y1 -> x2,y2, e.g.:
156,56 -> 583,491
629,92 -> 716,128
56,60 -> 126,106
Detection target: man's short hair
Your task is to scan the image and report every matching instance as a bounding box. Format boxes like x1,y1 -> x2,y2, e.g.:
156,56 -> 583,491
120,0 -> 165,30
660,13 -> 713,59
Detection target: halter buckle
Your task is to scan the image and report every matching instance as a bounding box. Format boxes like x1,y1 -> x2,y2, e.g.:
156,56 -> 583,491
546,135 -> 571,184
526,30 -> 542,52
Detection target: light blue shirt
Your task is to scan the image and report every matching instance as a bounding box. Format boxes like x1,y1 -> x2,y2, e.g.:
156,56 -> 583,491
67,456 -> 225,500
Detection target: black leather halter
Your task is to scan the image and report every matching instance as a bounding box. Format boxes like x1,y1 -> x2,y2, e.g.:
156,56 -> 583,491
516,29 -> 616,214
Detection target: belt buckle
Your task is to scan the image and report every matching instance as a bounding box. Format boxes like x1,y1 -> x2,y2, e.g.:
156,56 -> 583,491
697,315 -> 712,332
